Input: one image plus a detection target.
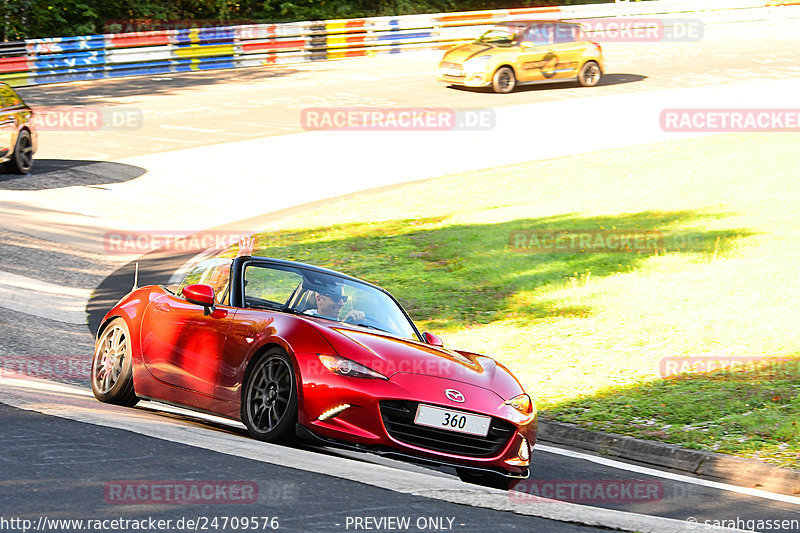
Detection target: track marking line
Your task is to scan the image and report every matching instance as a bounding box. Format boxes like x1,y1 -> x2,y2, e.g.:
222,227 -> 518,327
537,444 -> 800,507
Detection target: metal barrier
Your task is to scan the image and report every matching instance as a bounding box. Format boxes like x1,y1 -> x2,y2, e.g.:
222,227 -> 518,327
0,0 -> 791,87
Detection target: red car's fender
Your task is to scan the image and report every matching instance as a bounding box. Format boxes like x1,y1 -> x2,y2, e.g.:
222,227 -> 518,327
215,310 -> 338,413
96,285 -> 164,369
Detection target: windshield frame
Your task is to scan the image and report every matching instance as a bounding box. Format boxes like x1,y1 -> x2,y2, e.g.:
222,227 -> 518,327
237,257 -> 424,342
475,23 -> 527,46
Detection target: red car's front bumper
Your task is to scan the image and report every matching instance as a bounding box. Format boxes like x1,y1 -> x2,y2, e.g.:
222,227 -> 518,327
295,362 -> 537,477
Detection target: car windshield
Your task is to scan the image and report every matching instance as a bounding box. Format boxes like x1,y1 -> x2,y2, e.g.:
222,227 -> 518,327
243,263 -> 420,341
476,26 -> 520,45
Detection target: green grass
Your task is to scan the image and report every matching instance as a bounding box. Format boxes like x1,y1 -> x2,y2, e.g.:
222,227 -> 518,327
546,360 -> 800,468
231,131 -> 800,470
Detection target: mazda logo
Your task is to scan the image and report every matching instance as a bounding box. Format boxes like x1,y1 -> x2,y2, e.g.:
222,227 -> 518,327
445,389 -> 465,403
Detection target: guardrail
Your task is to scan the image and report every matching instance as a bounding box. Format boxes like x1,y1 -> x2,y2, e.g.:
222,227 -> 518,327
0,0 -> 794,87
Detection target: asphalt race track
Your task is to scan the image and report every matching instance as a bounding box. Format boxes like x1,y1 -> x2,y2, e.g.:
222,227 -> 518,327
2,16 -> 800,533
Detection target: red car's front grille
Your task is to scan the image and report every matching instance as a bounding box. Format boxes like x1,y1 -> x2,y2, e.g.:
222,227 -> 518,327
379,400 -> 515,458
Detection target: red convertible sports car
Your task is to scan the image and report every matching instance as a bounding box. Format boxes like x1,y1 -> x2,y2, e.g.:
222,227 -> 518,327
92,255 -> 537,489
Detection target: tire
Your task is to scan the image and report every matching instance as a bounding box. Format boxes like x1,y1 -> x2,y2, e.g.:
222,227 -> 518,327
456,468 -> 521,491
6,129 -> 34,174
91,318 -> 138,406
491,67 -> 516,94
578,61 -> 602,87
241,348 -> 298,443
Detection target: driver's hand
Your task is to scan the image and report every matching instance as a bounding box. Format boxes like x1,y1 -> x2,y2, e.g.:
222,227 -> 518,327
343,310 -> 365,323
236,234 -> 255,257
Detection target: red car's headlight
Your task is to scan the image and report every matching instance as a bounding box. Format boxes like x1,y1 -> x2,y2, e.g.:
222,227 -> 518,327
317,354 -> 388,380
505,393 -> 535,416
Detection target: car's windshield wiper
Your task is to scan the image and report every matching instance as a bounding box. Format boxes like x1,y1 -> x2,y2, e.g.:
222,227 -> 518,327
355,323 -> 391,334
245,298 -> 284,311
252,303 -> 306,316
249,303 -> 281,311
160,285 -> 175,295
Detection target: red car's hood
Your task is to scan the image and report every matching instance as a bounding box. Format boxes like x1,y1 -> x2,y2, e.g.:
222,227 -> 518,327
315,323 -> 525,400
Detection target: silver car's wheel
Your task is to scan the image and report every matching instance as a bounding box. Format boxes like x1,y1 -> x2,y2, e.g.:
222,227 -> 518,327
91,318 -> 138,406
492,67 -> 516,94
578,61 -> 602,87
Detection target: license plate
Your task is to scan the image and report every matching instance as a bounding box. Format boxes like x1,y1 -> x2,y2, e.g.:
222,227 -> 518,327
440,67 -> 463,77
414,404 -> 490,437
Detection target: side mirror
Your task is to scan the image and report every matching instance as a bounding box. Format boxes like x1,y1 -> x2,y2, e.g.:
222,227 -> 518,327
423,331 -> 444,347
183,284 -> 215,308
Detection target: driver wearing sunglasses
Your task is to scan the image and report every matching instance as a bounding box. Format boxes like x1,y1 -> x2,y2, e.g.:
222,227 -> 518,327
311,286 -> 366,324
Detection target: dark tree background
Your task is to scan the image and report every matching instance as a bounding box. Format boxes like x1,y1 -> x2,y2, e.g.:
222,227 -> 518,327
1,0 -> 607,40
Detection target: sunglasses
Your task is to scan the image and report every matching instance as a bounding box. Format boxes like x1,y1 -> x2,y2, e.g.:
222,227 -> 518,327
323,293 -> 348,303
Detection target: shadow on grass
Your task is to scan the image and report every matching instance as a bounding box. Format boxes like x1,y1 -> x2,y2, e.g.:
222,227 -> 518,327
545,356 -> 800,469
252,209 -> 753,328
